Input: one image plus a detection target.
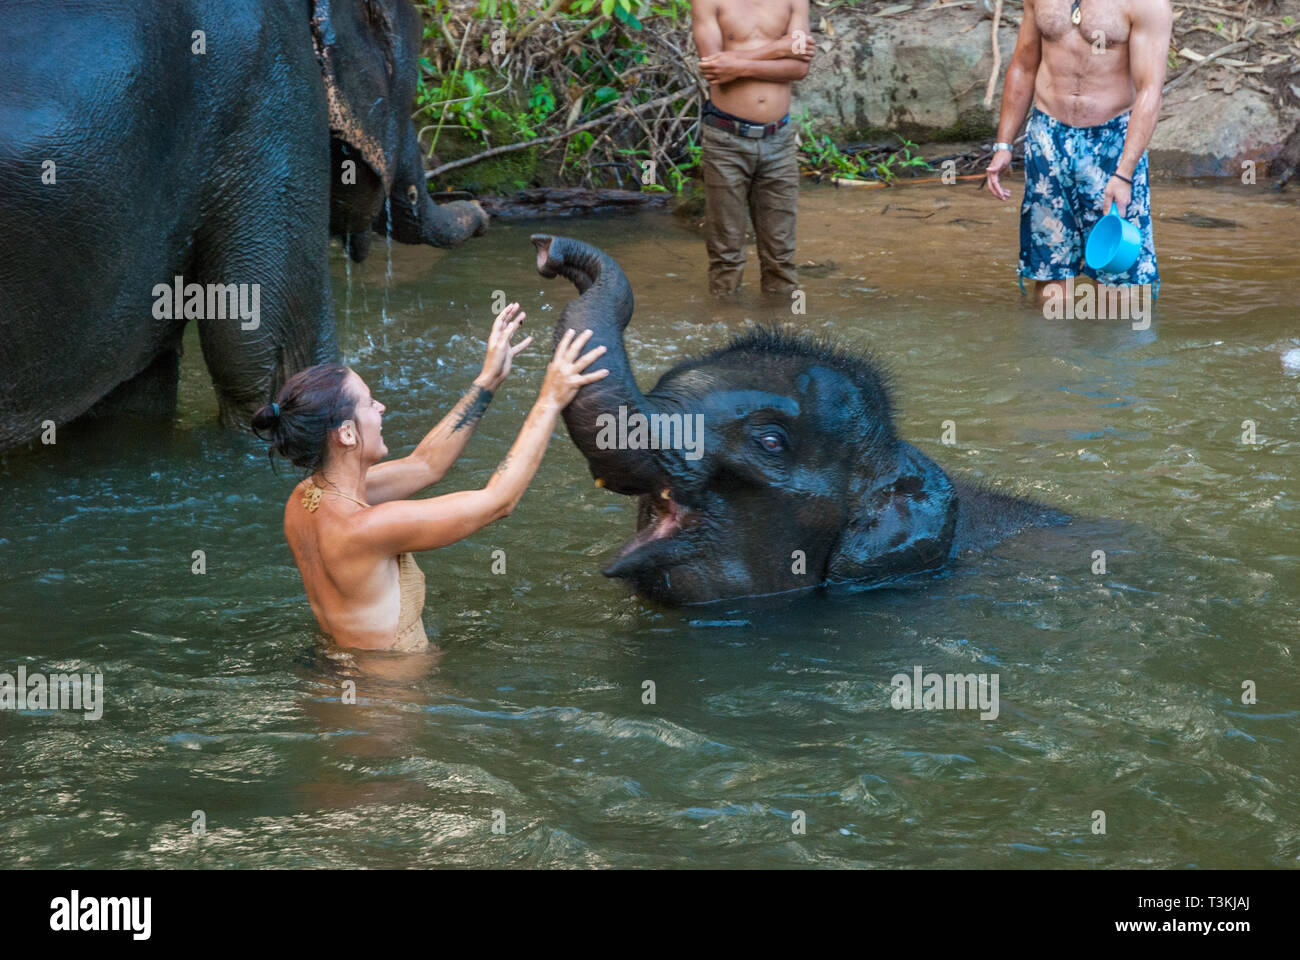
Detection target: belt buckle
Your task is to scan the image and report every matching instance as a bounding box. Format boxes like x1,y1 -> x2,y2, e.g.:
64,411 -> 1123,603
741,121 -> 766,139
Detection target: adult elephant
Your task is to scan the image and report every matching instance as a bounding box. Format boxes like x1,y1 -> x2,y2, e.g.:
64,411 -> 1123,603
533,235 -> 1070,606
0,0 -> 487,451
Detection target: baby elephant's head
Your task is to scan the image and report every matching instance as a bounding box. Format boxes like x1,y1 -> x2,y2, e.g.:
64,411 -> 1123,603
534,234 -> 958,605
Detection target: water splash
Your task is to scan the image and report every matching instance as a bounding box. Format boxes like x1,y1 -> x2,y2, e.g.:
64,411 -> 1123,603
1283,345 -> 1300,375
343,235 -> 353,320
382,197 -> 393,325
384,196 -> 393,281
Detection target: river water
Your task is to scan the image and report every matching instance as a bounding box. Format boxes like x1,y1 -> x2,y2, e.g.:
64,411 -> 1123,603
1,182 -> 1296,868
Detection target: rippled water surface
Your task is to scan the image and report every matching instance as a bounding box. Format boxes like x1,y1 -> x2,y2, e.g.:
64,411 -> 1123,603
2,182 -> 1297,868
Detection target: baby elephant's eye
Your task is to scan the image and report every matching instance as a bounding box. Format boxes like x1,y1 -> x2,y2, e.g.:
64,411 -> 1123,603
405,184 -> 420,206
757,433 -> 784,452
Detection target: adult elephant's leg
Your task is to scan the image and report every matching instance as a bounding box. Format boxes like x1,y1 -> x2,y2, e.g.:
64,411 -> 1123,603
193,188 -> 337,427
88,338 -> 185,420
193,120 -> 338,426
193,9 -> 339,429
0,0 -> 204,448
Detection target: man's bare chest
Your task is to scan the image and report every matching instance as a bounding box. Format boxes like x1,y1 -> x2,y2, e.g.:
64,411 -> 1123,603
1036,0 -> 1131,48
717,0 -> 793,44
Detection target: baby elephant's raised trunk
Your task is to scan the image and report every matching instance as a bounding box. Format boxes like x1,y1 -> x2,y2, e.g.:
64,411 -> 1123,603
531,235 -> 665,496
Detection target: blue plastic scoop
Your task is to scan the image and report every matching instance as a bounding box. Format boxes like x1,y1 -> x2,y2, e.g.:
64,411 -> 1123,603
1085,200 -> 1141,273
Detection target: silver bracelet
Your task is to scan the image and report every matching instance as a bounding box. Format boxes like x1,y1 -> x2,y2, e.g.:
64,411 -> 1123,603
993,141 -> 1014,152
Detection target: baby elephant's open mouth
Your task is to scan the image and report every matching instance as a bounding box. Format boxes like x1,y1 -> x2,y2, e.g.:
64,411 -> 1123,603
602,489 -> 694,579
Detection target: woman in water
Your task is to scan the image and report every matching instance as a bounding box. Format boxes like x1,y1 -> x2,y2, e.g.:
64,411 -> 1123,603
252,304 -> 607,652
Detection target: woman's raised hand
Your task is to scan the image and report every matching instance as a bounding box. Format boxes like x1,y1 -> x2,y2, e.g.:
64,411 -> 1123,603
541,329 -> 609,409
476,302 -> 533,392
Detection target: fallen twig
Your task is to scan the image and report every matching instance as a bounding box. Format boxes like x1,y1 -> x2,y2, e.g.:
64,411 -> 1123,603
983,0 -> 1004,108
1164,39 -> 1252,93
511,0 -> 567,46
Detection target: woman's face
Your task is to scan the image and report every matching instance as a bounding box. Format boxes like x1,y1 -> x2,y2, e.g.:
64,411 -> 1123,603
344,370 -> 388,463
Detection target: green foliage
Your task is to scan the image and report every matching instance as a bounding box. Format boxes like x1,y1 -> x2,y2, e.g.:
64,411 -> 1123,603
475,0 -> 520,21
646,0 -> 690,21
566,131 -> 596,170
616,139 -> 702,194
568,0 -> 644,33
875,139 -> 930,182
569,0 -> 642,22
797,113 -> 864,178
529,80 -> 557,120
795,110 -> 931,184
415,0 -> 698,193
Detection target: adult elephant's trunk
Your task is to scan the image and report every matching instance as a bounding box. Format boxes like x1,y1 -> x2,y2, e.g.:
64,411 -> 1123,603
532,234 -> 665,496
376,190 -> 488,249
372,129 -> 489,250
419,195 -> 489,248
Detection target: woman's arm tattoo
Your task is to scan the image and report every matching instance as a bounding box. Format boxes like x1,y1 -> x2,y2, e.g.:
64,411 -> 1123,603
494,454 -> 512,475
452,385 -> 493,431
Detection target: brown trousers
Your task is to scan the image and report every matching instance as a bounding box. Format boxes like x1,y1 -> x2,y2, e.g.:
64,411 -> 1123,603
701,121 -> 799,297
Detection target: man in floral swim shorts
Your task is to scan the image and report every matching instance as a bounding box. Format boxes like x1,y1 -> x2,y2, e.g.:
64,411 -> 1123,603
984,0 -> 1173,305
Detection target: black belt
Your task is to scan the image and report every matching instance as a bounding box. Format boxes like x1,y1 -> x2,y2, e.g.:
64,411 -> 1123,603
702,108 -> 790,139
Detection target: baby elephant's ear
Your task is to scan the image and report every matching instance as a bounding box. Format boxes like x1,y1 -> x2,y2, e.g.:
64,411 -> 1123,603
827,442 -> 957,586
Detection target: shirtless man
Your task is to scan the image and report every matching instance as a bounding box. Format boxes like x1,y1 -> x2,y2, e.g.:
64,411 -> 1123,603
985,0 -> 1172,304
692,0 -> 812,296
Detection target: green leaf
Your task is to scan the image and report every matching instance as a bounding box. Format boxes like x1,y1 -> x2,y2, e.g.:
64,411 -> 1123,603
593,86 -> 619,104
601,0 -> 615,14
613,5 -> 643,28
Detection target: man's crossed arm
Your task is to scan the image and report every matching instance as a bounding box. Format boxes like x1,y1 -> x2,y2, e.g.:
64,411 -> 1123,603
692,0 -> 813,85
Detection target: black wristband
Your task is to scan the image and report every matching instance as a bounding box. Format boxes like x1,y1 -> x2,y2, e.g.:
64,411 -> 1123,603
1112,172 -> 1133,185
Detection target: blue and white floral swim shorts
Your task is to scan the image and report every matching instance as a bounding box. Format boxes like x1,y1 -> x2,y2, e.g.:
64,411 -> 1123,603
1019,107 -> 1159,290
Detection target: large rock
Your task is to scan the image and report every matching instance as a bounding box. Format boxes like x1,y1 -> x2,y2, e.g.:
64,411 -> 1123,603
1151,81 -> 1300,177
794,8 -> 1018,140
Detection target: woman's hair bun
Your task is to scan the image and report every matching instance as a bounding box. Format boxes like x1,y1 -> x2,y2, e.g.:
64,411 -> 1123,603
250,400 -> 282,438
251,363 -> 356,473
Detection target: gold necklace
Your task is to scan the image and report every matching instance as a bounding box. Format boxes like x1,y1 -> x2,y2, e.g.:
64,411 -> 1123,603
301,475 -> 370,512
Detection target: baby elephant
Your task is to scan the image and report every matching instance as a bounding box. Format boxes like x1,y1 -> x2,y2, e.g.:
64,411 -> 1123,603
533,234 -> 1070,606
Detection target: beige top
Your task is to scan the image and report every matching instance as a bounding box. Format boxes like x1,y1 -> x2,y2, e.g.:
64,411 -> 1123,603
391,552 -> 429,653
